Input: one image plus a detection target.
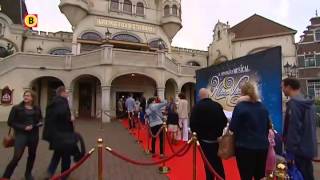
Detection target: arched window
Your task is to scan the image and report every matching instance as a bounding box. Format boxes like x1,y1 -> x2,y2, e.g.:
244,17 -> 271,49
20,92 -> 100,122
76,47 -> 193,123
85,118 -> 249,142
315,29 -> 320,41
112,34 -> 140,43
123,0 -> 132,14
81,32 -> 102,41
172,5 -> 178,16
50,48 -> 71,55
186,61 -> 200,66
110,0 -> 119,11
0,46 -> 7,58
136,2 -> 144,16
164,5 -> 170,16
149,39 -> 166,49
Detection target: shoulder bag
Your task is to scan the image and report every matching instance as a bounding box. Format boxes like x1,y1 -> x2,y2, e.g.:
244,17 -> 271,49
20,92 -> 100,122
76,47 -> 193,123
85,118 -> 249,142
2,128 -> 15,148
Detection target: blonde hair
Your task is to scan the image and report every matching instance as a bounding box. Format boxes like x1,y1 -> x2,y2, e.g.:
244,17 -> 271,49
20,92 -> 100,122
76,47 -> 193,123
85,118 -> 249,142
241,82 -> 259,102
23,90 -> 37,106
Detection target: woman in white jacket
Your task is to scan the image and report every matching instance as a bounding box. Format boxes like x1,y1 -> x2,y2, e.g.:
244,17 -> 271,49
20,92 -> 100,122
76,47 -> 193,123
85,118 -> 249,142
177,93 -> 189,142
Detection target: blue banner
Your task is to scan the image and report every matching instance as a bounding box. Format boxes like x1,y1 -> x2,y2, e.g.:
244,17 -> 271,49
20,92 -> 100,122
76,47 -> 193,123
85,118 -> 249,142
196,47 -> 283,132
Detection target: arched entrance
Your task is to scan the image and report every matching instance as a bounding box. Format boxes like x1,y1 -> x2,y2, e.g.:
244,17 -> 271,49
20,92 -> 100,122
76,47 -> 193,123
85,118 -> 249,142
30,77 -> 64,115
111,73 -> 157,115
165,79 -> 178,100
181,82 -> 196,110
71,75 -> 101,119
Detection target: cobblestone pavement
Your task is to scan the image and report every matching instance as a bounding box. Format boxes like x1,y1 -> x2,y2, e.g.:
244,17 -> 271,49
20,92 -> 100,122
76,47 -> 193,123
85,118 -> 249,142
0,119 -> 168,180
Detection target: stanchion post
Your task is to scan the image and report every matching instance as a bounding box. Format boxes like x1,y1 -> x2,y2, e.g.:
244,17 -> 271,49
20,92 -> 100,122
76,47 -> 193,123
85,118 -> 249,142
144,124 -> 151,155
192,132 -> 197,180
159,122 -> 171,174
136,117 -> 142,144
97,138 -> 104,180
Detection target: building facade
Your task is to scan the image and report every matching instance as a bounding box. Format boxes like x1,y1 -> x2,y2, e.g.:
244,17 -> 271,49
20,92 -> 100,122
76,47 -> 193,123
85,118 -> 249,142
0,0 -> 207,122
208,14 -> 297,77
297,15 -> 320,99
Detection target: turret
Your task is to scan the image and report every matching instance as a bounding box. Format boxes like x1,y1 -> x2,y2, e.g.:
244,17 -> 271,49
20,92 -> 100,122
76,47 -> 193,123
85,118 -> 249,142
59,0 -> 89,27
160,0 -> 182,40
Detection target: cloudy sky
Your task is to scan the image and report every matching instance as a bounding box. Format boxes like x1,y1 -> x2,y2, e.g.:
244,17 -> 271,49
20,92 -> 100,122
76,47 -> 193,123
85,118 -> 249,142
25,0 -> 319,50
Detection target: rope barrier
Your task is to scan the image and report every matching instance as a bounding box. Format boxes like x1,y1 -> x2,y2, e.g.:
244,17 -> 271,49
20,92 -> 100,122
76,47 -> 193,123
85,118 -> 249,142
50,148 -> 95,180
105,142 -> 192,166
148,125 -> 165,138
197,144 -> 224,180
166,133 -> 192,157
313,159 -> 320,163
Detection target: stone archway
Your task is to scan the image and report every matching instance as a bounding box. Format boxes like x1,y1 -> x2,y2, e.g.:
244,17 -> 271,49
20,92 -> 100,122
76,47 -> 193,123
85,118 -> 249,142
181,82 -> 196,111
70,74 -> 102,120
30,76 -> 64,115
165,78 -> 178,100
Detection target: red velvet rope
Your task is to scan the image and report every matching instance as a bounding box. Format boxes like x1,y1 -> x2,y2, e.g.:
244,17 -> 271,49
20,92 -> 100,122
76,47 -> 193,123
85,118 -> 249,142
50,150 -> 94,180
313,159 -> 320,163
166,133 -> 192,157
197,145 -> 224,180
105,142 -> 191,166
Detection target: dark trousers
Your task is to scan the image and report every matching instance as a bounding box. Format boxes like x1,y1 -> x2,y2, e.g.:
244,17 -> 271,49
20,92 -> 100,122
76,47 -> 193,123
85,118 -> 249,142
2,133 -> 38,179
128,112 -> 135,129
199,141 -> 225,180
47,151 -> 71,180
151,124 -> 164,155
235,147 -> 268,180
295,155 -> 314,180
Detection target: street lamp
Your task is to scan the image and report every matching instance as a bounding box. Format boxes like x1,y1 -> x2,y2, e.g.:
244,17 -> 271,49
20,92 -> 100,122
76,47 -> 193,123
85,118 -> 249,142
105,28 -> 112,40
158,39 -> 163,50
283,62 -> 297,77
36,46 -> 43,54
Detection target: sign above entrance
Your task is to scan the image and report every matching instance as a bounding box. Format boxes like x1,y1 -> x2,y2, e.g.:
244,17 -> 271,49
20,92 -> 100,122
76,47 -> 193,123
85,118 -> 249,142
96,18 -> 155,34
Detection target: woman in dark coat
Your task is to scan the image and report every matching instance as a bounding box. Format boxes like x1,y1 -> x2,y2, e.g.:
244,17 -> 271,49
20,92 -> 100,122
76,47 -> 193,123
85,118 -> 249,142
2,90 -> 42,180
43,86 -> 75,180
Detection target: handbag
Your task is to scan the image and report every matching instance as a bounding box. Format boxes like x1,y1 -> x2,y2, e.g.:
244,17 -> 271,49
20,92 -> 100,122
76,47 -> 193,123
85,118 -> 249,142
217,125 -> 235,160
2,128 -> 15,148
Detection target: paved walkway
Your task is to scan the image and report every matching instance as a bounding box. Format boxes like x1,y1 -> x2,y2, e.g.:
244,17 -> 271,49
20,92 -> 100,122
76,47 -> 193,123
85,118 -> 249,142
0,120 -> 168,180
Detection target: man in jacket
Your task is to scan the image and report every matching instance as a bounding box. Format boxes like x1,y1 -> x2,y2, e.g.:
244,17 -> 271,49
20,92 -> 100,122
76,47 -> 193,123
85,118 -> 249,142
282,78 -> 318,180
190,88 -> 228,179
43,86 -> 75,180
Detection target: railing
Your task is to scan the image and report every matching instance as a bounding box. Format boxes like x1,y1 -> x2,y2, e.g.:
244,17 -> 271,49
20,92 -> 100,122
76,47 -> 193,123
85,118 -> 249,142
0,49 -> 199,76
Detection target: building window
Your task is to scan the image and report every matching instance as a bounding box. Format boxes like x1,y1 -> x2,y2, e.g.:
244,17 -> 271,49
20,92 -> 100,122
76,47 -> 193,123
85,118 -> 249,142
172,5 -> 178,16
123,0 -> 132,14
149,39 -> 166,49
315,30 -> 320,41
186,61 -> 200,66
110,0 -> 119,11
304,54 -> 319,67
307,80 -> 320,98
0,46 -> 7,58
164,5 -> 170,16
112,34 -> 140,43
81,32 -> 102,41
50,48 -> 71,55
136,2 -> 144,16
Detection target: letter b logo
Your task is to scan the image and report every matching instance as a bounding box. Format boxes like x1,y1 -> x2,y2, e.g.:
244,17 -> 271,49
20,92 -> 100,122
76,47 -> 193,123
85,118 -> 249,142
24,14 -> 38,28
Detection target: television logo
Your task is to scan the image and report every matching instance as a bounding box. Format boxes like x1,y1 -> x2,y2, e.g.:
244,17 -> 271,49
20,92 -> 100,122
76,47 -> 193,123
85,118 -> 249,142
24,14 -> 38,28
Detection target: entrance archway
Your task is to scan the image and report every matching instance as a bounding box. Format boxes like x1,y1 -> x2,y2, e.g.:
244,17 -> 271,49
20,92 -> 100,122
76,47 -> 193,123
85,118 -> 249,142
111,73 -> 157,115
181,82 -> 196,111
165,79 -> 178,100
30,76 -> 64,115
71,75 -> 101,119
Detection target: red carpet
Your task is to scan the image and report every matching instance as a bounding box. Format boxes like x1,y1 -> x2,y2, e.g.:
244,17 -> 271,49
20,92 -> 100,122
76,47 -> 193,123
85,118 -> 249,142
121,119 -> 240,180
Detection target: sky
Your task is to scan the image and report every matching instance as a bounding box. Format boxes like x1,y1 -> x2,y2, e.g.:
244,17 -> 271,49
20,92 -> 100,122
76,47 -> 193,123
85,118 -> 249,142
24,0 -> 320,50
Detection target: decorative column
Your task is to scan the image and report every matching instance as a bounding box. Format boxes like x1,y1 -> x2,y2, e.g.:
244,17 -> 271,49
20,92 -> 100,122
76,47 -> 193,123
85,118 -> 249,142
101,85 -> 111,123
40,79 -> 48,116
67,87 -> 75,120
157,50 -> 165,67
157,87 -> 165,101
101,44 -> 113,65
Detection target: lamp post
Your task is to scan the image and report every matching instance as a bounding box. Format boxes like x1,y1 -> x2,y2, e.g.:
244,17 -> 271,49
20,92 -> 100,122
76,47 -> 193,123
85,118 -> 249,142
105,28 -> 112,41
283,62 -> 297,78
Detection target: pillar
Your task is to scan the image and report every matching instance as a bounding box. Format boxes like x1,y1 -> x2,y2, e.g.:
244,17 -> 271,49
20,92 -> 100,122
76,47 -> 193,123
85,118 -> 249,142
67,87 -> 75,119
157,87 -> 165,101
101,44 -> 113,64
40,79 -> 48,116
101,86 -> 111,123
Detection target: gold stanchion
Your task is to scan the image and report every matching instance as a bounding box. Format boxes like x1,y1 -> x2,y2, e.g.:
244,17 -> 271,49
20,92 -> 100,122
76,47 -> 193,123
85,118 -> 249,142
274,162 -> 289,180
97,138 -> 104,180
192,132 -> 197,180
159,122 -> 171,174
144,124 -> 151,155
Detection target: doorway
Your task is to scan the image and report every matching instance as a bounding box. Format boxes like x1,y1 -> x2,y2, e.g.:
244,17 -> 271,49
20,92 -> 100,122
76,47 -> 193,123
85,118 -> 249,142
79,82 -> 94,118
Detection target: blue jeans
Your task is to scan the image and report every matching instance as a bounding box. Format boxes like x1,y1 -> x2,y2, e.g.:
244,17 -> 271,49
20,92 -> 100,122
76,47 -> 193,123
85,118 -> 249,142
47,151 -> 71,180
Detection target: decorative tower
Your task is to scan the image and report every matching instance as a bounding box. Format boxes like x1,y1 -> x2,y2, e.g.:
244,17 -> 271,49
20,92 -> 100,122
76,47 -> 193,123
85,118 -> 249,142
59,0 -> 89,27
160,0 -> 182,41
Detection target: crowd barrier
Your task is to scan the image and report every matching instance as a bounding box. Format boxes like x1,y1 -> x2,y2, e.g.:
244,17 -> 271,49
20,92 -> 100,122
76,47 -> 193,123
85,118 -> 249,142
45,119 -> 320,180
